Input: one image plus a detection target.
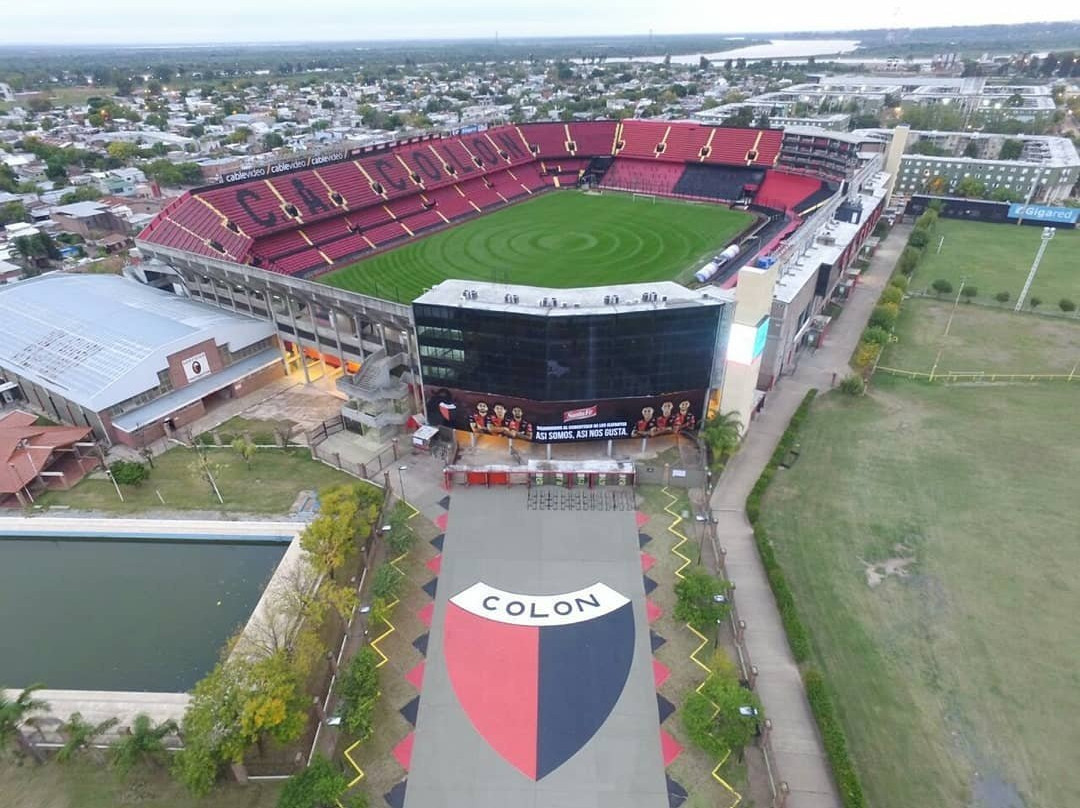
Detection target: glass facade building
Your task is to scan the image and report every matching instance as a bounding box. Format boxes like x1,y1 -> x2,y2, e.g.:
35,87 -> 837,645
413,303 -> 728,403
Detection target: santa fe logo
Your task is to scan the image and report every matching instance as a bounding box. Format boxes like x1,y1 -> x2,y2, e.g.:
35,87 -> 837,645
444,582 -> 635,780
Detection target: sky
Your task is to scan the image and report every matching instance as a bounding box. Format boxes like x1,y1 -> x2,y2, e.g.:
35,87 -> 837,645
0,1 -> 1076,46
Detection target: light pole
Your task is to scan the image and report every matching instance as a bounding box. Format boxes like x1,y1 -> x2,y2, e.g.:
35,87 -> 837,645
397,465 -> 408,504
1015,227 -> 1056,312
695,513 -> 708,564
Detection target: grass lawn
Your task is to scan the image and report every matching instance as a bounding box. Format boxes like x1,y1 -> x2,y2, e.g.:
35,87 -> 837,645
881,297 -> 1080,375
911,219 -> 1080,304
760,381 -> 1080,808
318,191 -> 753,302
36,446 -> 356,514
0,760 -> 280,808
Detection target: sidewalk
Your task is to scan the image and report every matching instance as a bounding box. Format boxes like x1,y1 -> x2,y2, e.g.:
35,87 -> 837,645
707,226 -> 908,807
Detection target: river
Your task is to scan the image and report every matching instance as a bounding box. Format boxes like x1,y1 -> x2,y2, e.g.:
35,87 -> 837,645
618,38 -> 861,64
0,538 -> 285,692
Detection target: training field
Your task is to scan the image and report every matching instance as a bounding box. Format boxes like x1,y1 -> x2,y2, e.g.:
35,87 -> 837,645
318,191 -> 753,301
910,219 -> 1079,304
881,298 -> 1080,376
761,381 -> 1080,808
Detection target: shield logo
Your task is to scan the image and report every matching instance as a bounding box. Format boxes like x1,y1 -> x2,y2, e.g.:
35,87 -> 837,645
444,581 -> 635,780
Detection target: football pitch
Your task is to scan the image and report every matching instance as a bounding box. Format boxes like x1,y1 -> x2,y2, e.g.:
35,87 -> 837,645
317,191 -> 754,302
911,219 -> 1079,305
761,381 -> 1080,808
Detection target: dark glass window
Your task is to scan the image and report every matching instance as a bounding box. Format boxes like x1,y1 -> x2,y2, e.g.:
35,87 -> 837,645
413,303 -> 724,401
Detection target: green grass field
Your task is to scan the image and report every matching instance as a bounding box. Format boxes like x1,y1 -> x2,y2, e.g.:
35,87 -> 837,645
881,298 -> 1080,375
36,445 -> 354,515
761,380 -> 1080,808
912,219 -> 1079,305
318,191 -> 753,302
0,760 -> 280,808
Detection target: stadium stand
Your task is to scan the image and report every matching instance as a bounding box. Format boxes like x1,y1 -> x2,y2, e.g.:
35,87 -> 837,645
615,120 -> 672,159
518,123 -> 574,158
673,165 -> 765,202
567,121 -> 619,157
599,158 -> 684,196
753,170 -> 826,215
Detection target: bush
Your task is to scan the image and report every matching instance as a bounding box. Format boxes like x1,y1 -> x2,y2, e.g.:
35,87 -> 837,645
338,647 -> 380,740
252,430 -> 276,446
930,279 -> 953,296
860,326 -> 891,346
278,754 -> 349,808
109,460 -> 149,486
878,286 -> 903,306
914,208 -> 938,231
839,375 -> 865,395
804,669 -> 866,808
744,389 -> 816,663
994,291 -> 1010,304
370,562 -> 403,602
673,568 -> 732,633
853,342 -> 881,370
1060,298 -> 1077,313
960,286 -> 977,300
868,304 -> 898,331
897,246 -> 922,276
888,274 -> 909,291
1029,296 -> 1042,309
907,229 -> 929,249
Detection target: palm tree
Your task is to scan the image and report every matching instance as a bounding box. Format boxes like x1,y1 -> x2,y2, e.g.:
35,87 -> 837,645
702,411 -> 743,472
109,713 -> 178,774
57,712 -> 119,763
0,684 -> 49,762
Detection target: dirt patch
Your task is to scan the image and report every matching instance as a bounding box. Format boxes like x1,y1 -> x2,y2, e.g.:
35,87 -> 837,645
859,544 -> 917,588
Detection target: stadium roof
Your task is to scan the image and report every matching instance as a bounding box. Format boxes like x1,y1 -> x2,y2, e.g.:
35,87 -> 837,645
0,274 -> 276,412
414,280 -> 733,316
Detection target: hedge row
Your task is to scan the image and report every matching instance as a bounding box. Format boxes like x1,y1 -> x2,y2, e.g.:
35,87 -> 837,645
744,388 -> 867,808
804,669 -> 866,808
852,213 -> 935,373
745,389 -> 817,663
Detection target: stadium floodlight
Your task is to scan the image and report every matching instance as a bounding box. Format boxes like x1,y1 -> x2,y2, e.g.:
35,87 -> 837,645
1015,227 -> 1056,312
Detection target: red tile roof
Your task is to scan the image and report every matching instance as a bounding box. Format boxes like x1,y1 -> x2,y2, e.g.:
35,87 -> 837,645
0,411 -> 93,495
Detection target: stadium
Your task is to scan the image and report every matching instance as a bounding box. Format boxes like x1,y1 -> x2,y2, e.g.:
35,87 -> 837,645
134,120 -> 890,453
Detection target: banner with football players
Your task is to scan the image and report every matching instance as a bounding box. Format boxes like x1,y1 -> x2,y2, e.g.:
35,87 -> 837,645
425,388 -> 705,444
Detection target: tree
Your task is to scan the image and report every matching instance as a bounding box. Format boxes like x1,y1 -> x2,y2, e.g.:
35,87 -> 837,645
931,279 -> 953,297
231,436 -> 257,470
107,141 -> 139,161
0,200 -> 27,227
999,139 -> 1023,160
695,673 -> 763,757
300,514 -> 352,579
338,647 -> 380,739
175,652 -> 307,795
1029,296 -> 1042,309
263,132 -> 285,150
960,286 -> 978,301
278,754 -> 350,808
994,291 -> 1010,305
725,107 -> 754,128
0,684 -> 49,762
953,176 -> 986,198
109,459 -> 149,486
673,568 -> 732,633
962,140 -> 979,157
57,712 -> 119,763
1060,298 -> 1077,313
109,713 -> 177,774
701,411 -> 742,471
907,229 -> 929,249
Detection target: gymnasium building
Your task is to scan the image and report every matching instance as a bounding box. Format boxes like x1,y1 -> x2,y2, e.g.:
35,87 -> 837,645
0,274 -> 282,448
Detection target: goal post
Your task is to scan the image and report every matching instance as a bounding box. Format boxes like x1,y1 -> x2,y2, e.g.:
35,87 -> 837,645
632,193 -> 657,203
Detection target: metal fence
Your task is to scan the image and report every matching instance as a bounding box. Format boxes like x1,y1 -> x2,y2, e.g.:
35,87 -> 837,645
876,366 -> 1080,383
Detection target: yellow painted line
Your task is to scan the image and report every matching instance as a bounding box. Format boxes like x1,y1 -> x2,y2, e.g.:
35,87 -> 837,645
312,168 -> 345,207
660,487 -> 743,808
748,130 -> 763,165
338,500 -> 422,795
194,194 -> 248,237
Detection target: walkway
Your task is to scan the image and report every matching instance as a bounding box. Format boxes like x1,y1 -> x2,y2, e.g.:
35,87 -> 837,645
707,226 -> 908,808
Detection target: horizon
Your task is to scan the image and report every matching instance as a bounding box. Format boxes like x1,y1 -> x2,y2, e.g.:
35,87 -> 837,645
1,3 -> 1078,47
